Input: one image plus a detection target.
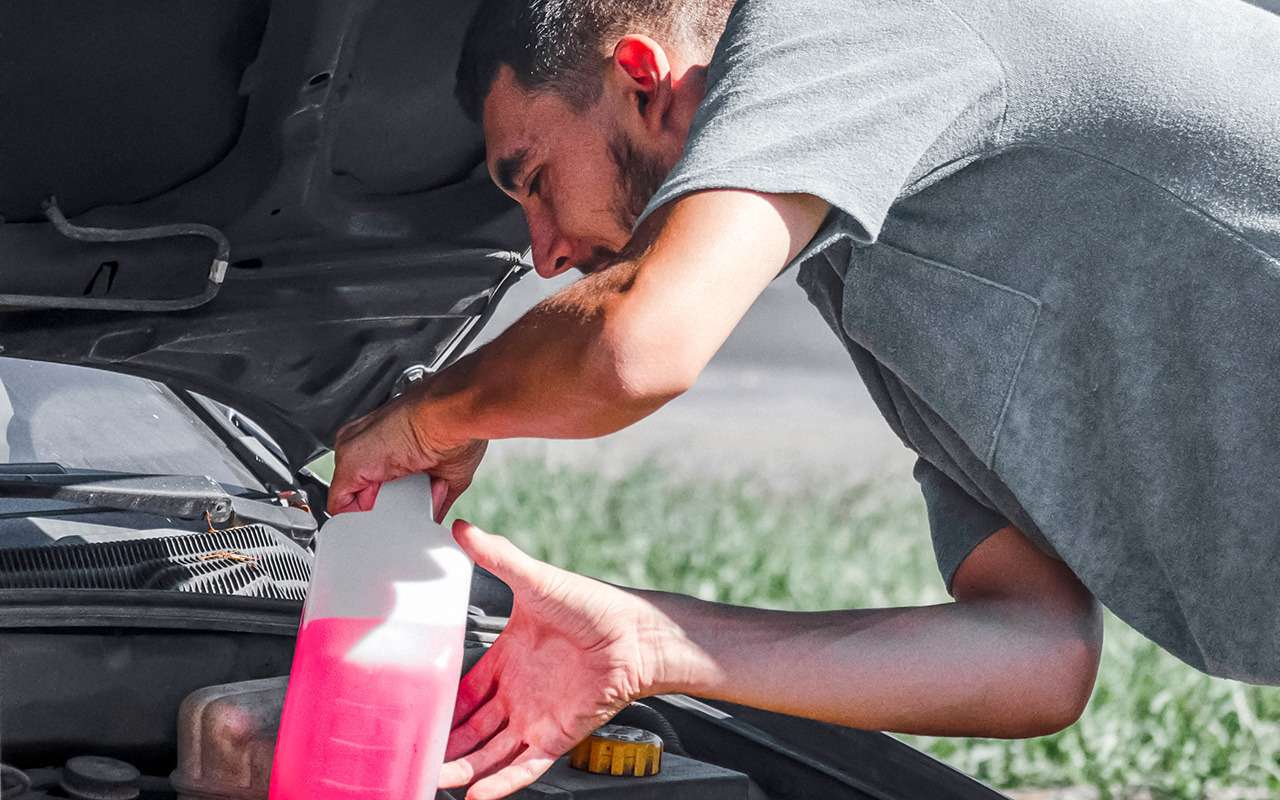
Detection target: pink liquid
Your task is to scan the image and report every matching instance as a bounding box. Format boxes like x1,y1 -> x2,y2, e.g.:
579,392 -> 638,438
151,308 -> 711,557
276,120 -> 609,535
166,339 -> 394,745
269,616 -> 464,800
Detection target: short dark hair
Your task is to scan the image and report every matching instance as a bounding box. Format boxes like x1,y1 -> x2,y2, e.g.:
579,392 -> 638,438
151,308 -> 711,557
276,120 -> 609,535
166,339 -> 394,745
455,0 -> 734,121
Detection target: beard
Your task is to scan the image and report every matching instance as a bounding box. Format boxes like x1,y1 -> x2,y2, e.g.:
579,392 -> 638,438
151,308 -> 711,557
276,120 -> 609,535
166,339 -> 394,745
607,130 -> 670,239
574,130 -> 670,276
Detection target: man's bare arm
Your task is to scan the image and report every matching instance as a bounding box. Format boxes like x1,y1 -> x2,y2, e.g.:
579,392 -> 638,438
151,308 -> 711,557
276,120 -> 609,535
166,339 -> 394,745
328,190 -> 829,513
425,189 -> 829,440
643,526 -> 1103,737
441,523 -> 1102,798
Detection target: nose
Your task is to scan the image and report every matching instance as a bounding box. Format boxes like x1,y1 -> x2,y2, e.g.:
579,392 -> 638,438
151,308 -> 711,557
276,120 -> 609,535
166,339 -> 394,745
527,213 -> 576,279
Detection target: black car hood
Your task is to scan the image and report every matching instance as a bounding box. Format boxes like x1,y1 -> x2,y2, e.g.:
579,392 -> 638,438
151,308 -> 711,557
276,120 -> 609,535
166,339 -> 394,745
0,0 -> 529,468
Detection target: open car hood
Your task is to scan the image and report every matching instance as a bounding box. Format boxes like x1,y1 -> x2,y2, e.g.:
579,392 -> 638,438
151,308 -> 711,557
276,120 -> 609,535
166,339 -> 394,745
0,0 -> 529,469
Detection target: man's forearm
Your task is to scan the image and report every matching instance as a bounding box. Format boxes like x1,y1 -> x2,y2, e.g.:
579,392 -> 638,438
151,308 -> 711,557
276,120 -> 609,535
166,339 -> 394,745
418,258 -> 679,443
635,590 -> 1101,738
410,191 -> 831,446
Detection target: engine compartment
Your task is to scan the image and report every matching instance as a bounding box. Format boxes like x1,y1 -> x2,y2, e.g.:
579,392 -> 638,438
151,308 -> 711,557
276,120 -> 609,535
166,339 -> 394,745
0,521 -> 1005,800
0,599 -> 757,800
0,537 -> 756,800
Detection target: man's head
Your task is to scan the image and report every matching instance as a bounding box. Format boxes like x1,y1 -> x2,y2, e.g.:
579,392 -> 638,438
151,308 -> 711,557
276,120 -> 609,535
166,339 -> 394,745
456,0 -> 734,277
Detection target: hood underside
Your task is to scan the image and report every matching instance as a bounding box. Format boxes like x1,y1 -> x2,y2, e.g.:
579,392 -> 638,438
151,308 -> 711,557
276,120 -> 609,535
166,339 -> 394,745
0,0 -> 529,467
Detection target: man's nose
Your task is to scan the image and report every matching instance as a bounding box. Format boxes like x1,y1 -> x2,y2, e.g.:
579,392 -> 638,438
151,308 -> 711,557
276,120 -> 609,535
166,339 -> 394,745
528,217 -> 576,279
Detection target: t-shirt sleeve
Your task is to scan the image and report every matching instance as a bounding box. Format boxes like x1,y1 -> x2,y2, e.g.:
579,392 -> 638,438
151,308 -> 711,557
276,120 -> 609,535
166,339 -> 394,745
913,457 -> 1009,596
634,0 -> 1006,244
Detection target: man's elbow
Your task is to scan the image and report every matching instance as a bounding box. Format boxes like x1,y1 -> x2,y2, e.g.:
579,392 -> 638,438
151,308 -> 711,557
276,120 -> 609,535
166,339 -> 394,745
595,317 -> 703,408
612,356 -> 699,407
1015,631 -> 1101,738
952,527 -> 1103,738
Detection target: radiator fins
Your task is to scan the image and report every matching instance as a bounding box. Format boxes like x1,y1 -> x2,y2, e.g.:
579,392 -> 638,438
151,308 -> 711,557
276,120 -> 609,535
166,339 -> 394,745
0,525 -> 311,600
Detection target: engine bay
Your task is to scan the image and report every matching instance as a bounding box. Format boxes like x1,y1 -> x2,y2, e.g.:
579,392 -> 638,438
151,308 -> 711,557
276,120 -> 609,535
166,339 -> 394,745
0,526 -> 760,800
0,518 -> 1004,800
0,597 -> 759,800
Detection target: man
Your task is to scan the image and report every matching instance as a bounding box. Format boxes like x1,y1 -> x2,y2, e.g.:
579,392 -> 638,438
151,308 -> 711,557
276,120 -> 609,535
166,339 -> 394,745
329,0 -> 1280,796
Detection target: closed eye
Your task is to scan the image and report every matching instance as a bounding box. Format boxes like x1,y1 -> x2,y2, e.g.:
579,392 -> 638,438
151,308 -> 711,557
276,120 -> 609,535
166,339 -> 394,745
527,169 -> 544,199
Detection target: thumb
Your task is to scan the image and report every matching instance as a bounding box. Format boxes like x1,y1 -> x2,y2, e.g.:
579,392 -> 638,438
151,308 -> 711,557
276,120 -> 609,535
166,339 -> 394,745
452,520 -> 540,590
430,477 -> 449,523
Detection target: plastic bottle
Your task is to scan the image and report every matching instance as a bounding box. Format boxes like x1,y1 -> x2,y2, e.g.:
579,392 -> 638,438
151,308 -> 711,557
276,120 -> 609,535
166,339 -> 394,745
269,474 -> 472,800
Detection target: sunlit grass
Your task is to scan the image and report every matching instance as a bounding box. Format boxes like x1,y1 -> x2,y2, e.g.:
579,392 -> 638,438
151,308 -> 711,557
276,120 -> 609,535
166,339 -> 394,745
450,457 -> 1280,800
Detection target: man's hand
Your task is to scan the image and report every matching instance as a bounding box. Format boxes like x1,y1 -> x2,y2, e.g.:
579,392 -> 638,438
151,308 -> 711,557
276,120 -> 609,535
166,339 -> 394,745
327,384 -> 487,518
439,521 -> 689,799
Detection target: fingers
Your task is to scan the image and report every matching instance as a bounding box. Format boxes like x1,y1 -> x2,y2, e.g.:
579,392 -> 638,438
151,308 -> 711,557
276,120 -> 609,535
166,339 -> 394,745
437,728 -> 522,789
452,521 -> 540,589
327,477 -> 378,516
326,415 -> 374,515
445,698 -> 506,761
326,491 -> 360,516
466,746 -> 559,800
325,459 -> 360,515
438,481 -> 469,522
328,473 -> 450,518
430,478 -> 449,523
326,448 -> 378,515
357,483 -> 382,512
452,648 -> 499,727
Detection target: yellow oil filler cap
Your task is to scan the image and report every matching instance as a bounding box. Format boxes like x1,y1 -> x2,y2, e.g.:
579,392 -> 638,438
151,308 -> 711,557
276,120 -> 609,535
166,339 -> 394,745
569,724 -> 663,777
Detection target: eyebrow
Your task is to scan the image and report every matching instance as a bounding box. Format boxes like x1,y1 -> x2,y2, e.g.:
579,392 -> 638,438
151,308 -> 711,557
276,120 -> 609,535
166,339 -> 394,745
494,147 -> 531,193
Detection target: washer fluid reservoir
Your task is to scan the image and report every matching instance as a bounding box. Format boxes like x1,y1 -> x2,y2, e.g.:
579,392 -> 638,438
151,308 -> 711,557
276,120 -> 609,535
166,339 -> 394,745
269,474 -> 472,800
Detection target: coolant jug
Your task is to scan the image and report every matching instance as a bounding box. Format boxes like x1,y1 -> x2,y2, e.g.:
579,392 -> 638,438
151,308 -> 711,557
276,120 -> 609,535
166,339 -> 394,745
269,474 -> 472,800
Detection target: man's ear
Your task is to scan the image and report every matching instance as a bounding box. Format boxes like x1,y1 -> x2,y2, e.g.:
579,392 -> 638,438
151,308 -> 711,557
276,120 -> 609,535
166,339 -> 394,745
611,34 -> 672,131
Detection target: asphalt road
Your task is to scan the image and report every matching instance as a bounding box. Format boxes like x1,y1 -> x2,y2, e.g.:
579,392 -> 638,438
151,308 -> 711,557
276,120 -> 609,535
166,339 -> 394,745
472,269 -> 915,487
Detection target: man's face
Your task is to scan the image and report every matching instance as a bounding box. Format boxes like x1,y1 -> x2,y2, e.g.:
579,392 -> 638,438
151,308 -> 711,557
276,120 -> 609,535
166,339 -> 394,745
482,67 -> 672,278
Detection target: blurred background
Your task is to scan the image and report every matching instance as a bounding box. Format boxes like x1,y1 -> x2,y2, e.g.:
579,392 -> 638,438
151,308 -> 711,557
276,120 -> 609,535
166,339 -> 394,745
449,270 -> 1280,800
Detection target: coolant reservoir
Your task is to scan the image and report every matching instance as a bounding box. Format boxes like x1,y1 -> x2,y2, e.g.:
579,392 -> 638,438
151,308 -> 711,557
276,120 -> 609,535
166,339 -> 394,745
269,475 -> 472,800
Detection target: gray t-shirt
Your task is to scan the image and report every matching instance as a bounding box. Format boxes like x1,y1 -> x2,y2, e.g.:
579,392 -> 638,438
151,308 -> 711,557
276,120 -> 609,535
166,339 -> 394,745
637,0 -> 1280,683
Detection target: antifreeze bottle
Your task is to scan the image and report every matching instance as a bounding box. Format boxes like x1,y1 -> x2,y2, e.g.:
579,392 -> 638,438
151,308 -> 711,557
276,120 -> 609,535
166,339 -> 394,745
269,474 -> 472,800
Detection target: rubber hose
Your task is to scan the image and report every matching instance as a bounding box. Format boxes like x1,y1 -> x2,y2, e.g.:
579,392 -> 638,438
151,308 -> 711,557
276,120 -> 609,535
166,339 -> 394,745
612,701 -> 688,756
1,764 -> 32,799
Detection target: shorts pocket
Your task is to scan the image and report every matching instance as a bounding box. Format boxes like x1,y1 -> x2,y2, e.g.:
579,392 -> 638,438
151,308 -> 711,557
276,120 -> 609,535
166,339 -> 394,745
840,242 -> 1040,467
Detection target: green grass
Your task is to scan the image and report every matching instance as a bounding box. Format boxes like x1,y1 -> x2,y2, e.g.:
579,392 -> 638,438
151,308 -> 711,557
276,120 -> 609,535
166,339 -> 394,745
445,458 -> 1280,800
